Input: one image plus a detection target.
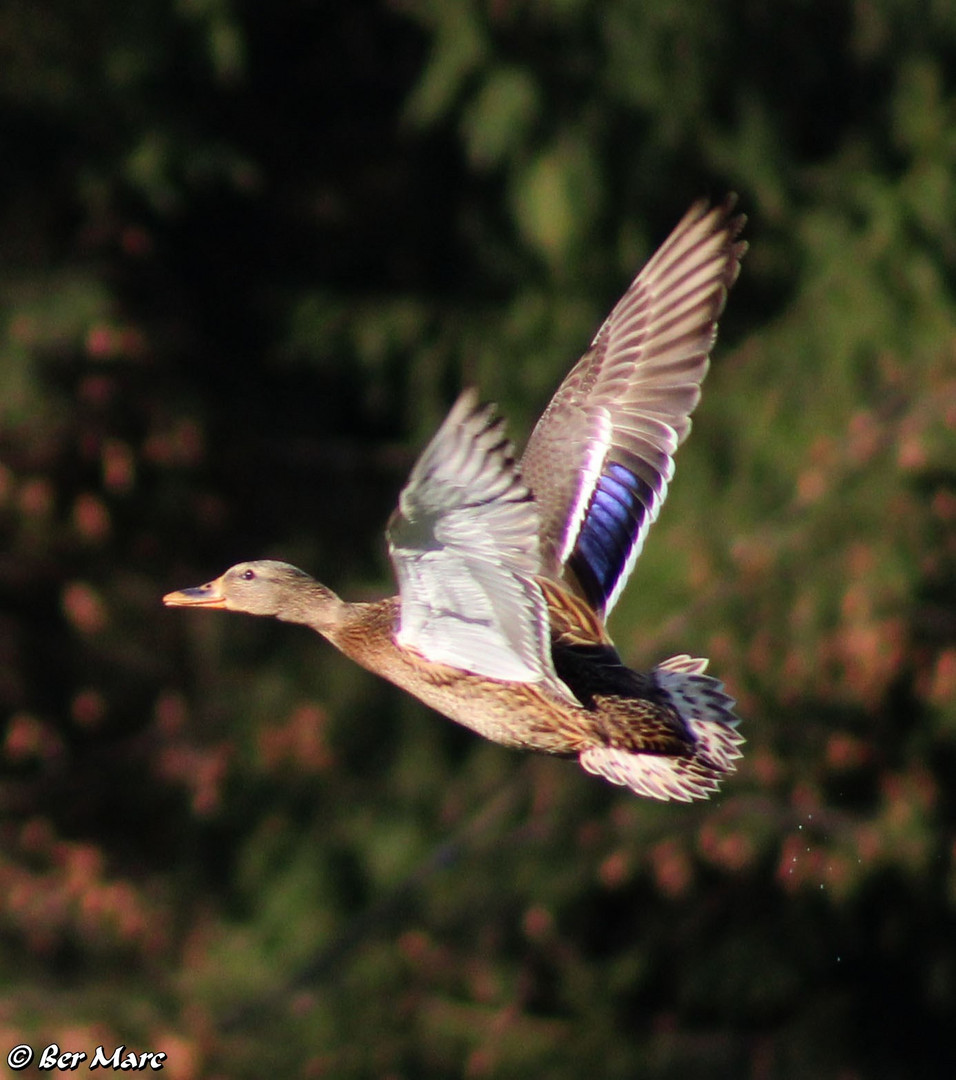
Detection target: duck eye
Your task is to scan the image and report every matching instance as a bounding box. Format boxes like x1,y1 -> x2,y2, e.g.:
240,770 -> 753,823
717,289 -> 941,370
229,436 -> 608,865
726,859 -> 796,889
240,569 -> 256,581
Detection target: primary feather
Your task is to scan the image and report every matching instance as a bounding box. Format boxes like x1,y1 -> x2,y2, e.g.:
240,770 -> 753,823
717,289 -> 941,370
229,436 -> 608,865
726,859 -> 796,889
522,196 -> 747,616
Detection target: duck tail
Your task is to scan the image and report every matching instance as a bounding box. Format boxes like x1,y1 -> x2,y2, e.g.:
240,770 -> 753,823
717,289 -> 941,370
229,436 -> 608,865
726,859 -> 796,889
577,655 -> 743,802
653,655 -> 744,775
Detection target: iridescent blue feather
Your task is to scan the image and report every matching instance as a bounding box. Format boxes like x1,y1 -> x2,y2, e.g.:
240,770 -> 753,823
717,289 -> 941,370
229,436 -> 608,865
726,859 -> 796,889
568,462 -> 660,610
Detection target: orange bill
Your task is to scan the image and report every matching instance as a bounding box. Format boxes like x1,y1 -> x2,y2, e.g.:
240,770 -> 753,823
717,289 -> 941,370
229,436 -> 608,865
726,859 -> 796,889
162,578 -> 228,608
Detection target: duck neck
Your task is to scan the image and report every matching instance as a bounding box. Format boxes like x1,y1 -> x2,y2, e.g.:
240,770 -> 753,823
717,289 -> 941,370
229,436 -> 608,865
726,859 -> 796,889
275,579 -> 348,636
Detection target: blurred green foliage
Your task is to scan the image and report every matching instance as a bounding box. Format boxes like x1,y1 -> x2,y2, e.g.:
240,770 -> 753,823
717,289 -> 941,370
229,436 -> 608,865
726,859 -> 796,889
1,1 -> 956,1077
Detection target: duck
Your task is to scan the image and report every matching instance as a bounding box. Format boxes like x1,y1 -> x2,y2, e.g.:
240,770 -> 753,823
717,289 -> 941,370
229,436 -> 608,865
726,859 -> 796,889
164,197 -> 747,801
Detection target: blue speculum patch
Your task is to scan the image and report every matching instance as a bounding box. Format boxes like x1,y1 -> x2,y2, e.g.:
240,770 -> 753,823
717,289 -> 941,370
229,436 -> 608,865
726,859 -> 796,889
569,461 -> 657,610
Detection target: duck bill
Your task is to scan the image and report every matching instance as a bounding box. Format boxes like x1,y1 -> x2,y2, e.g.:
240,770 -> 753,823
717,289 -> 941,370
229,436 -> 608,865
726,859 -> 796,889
163,578 -> 228,608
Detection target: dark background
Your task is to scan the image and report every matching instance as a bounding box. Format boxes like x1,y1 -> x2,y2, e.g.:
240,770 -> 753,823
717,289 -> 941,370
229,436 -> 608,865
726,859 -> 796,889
2,1 -> 956,1076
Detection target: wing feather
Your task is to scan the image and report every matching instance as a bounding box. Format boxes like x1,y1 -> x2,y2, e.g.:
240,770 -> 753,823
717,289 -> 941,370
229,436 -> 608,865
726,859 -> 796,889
521,196 -> 746,617
388,389 -> 577,703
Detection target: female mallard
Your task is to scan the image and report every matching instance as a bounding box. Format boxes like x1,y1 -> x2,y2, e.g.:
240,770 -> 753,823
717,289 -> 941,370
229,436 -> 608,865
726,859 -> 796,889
165,198 -> 747,801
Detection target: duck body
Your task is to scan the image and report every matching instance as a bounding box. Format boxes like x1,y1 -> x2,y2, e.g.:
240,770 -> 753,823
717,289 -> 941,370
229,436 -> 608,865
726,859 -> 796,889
331,592 -> 741,800
165,198 -> 747,802
324,595 -> 595,755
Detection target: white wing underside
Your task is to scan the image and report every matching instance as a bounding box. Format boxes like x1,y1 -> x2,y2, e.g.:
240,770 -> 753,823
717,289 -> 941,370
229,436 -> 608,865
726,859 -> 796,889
387,390 -> 577,704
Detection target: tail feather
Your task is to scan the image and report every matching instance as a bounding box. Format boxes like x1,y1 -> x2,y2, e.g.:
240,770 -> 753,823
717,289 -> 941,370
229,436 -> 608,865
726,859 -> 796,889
657,653 -> 710,675
580,746 -> 723,802
578,655 -> 744,803
653,660 -> 744,775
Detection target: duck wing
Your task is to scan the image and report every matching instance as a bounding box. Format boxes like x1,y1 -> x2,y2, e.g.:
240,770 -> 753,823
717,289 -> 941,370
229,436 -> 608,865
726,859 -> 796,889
521,197 -> 747,618
387,389 -> 577,703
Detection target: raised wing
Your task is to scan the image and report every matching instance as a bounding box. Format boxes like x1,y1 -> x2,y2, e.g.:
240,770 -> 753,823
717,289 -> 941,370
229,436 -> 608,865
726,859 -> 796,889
521,197 -> 747,617
387,389 -> 577,703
